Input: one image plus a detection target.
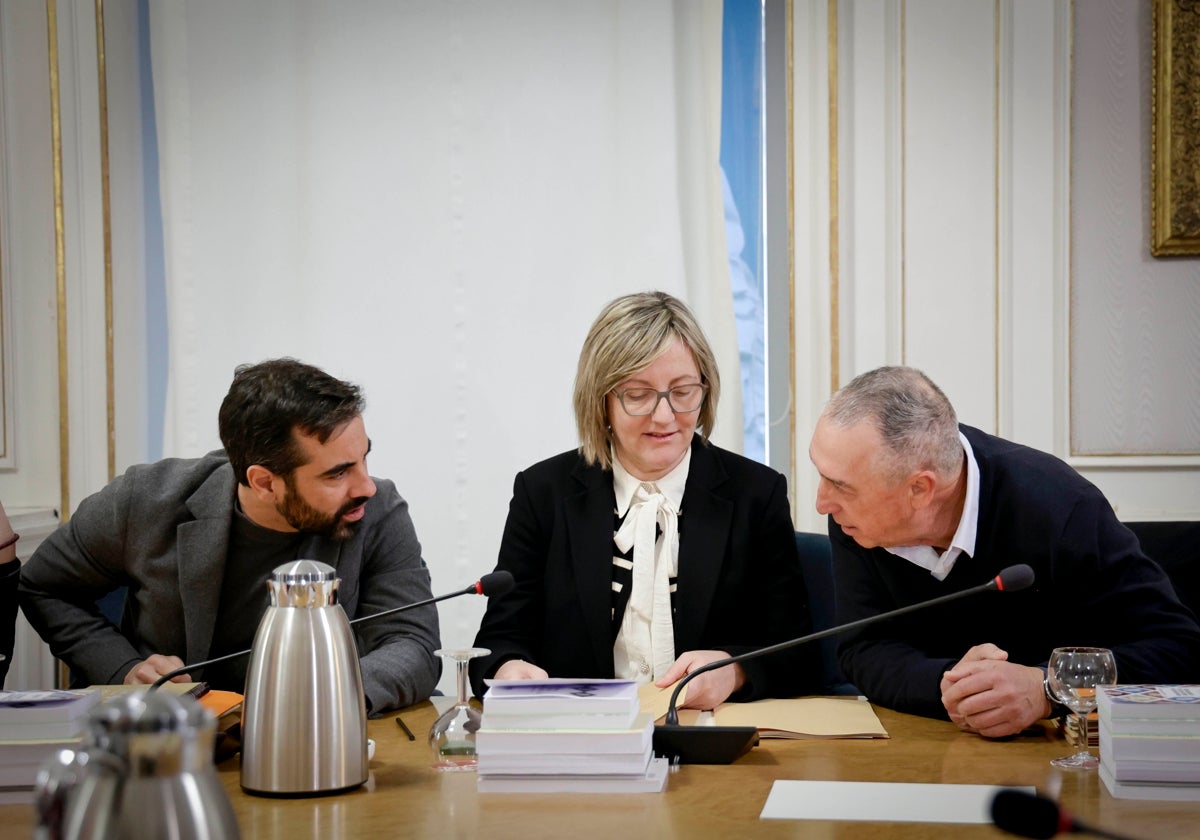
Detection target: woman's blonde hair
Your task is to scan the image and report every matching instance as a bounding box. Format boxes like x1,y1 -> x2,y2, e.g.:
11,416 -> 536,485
573,291 -> 720,469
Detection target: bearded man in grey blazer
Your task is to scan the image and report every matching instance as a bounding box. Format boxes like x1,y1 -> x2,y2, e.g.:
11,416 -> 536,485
19,358 -> 440,714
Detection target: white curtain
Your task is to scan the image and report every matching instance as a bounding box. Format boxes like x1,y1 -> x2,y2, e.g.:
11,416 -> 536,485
149,0 -> 738,688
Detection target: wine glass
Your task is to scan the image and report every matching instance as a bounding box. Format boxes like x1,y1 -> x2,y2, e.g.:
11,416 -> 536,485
429,647 -> 489,771
1046,646 -> 1117,769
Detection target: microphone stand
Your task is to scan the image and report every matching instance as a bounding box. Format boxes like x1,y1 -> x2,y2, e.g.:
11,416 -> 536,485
347,581 -> 491,626
654,570 -> 1030,764
150,577 -> 508,690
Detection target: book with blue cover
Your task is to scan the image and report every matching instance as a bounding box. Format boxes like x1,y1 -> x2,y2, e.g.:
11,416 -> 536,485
0,689 -> 101,741
0,689 -> 100,722
482,678 -> 639,715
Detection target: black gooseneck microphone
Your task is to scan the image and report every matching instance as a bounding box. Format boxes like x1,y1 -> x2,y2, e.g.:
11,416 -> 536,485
652,563 -> 1036,764
148,570 -> 514,691
991,789 -> 1145,840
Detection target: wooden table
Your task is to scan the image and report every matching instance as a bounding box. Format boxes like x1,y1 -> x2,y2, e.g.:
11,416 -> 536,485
4,701 -> 1195,838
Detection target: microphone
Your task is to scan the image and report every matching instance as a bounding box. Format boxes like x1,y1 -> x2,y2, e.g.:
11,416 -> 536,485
349,569 -> 513,626
149,570 -> 514,690
991,789 -> 1144,840
652,564 -> 1035,764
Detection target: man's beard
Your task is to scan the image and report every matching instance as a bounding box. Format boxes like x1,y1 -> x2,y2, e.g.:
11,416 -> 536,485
277,477 -> 368,541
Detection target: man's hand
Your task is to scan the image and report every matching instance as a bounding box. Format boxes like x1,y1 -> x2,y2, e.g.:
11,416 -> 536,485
941,644 -> 1048,737
655,650 -> 745,711
941,643 -> 1009,690
123,654 -> 190,686
493,659 -> 549,681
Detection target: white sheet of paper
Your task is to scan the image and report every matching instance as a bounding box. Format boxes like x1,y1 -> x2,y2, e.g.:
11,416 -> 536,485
760,780 -> 1035,824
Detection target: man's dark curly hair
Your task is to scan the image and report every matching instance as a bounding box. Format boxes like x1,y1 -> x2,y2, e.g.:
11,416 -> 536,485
218,358 -> 365,486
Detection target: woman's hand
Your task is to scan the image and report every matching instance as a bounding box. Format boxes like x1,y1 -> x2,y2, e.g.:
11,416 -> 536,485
493,659 -> 549,681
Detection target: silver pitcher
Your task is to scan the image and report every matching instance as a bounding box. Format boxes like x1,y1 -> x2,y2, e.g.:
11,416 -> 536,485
33,690 -> 240,840
240,559 -> 368,796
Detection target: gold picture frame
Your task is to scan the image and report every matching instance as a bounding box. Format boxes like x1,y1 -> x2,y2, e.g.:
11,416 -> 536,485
1151,0 -> 1200,257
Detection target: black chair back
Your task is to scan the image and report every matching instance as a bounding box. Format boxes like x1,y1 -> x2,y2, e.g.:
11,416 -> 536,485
795,531 -> 858,695
1124,521 -> 1200,619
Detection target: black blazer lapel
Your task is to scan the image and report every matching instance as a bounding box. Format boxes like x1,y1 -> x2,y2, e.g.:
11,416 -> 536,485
674,441 -> 733,652
563,459 -> 618,675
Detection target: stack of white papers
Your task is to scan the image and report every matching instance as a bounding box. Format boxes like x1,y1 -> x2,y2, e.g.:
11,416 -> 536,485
477,679 -> 666,794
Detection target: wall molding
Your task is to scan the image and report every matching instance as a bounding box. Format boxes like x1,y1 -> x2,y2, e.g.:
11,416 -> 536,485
0,49 -> 14,471
789,0 -> 832,532
10,507 -> 61,691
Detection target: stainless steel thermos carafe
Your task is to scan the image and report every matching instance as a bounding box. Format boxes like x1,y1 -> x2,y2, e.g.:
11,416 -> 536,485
239,559 -> 368,795
34,690 -> 240,840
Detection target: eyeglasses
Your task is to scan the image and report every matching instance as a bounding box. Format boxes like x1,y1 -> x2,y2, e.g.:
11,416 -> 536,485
612,384 -> 707,416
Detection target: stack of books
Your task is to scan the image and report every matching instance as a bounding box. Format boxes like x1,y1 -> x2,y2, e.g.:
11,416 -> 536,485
93,682 -> 244,762
1058,710 -> 1098,748
0,689 -> 101,800
475,678 -> 667,793
1097,684 -> 1200,801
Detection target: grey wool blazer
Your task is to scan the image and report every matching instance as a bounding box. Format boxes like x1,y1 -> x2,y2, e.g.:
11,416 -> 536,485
19,451 -> 441,713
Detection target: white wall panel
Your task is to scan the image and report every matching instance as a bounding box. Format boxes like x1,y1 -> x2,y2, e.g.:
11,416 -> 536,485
103,0 -> 152,473
1072,0 -> 1200,458
0,2 -> 62,508
1005,0 -> 1069,454
57,0 -> 114,505
0,0 -> 153,689
839,0 -> 903,377
902,0 -> 997,429
1080,466 -> 1200,521
798,0 -> 1196,523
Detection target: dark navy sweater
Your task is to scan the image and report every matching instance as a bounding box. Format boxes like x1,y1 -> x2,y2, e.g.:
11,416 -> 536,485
832,425 -> 1200,720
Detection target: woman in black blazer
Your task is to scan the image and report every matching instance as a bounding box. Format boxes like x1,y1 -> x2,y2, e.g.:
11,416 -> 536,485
471,292 -> 819,708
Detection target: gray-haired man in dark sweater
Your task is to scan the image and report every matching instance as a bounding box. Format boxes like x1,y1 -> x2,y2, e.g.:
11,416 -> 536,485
809,366 -> 1200,738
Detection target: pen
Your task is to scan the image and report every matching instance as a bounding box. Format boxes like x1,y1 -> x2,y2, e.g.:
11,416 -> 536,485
395,715 -> 415,741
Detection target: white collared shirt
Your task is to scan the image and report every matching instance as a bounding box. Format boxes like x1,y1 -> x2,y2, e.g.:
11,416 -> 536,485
611,451 -> 690,523
884,432 -> 979,581
611,449 -> 691,682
